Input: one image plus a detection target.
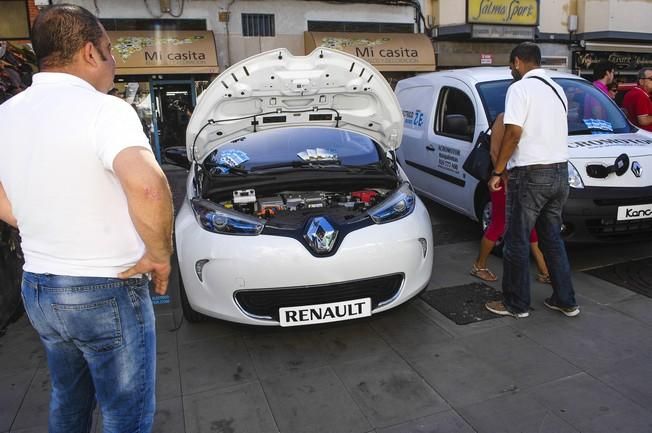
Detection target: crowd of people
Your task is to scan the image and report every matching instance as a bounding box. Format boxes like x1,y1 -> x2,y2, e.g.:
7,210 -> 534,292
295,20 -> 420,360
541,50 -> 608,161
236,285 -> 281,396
471,57 -> 652,302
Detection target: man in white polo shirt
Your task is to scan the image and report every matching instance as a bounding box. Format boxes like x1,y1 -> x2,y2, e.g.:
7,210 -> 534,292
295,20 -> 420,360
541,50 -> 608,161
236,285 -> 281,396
0,4 -> 173,433
485,42 -> 579,319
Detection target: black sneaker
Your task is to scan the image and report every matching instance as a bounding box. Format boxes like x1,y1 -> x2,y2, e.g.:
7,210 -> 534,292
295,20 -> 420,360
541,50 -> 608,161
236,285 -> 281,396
544,298 -> 580,317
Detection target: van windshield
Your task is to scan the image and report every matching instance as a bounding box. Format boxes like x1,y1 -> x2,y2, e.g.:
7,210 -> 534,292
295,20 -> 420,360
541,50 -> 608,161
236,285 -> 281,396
476,78 -> 635,135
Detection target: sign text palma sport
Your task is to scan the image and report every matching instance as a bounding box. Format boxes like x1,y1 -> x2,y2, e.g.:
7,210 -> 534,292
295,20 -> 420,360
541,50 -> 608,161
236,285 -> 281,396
467,0 -> 538,26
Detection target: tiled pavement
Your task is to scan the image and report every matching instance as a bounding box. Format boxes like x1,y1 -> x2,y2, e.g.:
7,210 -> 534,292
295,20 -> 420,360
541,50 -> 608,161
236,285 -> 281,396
2,167 -> 652,432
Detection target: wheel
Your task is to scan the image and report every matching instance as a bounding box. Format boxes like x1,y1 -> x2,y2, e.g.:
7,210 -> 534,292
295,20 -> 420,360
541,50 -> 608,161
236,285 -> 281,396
179,273 -> 208,323
479,196 -> 504,257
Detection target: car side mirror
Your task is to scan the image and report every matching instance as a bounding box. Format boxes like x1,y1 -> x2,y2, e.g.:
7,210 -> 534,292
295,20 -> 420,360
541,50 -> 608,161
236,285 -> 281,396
443,114 -> 469,138
163,146 -> 191,170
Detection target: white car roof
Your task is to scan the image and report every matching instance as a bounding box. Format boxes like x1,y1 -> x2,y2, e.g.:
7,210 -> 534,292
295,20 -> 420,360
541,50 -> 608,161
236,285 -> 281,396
187,48 -> 404,162
398,66 -> 583,87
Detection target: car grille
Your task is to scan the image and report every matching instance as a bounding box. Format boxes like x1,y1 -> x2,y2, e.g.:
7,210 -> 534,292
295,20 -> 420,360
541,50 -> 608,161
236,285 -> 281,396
234,273 -> 404,321
586,217 -> 652,240
593,197 -> 652,206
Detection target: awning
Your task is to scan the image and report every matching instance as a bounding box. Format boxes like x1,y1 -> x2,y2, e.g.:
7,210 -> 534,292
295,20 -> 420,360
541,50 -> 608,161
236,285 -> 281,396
108,30 -> 219,75
584,42 -> 652,54
304,32 -> 435,72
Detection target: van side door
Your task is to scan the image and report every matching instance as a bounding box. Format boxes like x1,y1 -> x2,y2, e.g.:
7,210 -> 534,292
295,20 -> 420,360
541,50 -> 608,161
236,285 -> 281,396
395,84 -> 437,193
424,79 -> 479,216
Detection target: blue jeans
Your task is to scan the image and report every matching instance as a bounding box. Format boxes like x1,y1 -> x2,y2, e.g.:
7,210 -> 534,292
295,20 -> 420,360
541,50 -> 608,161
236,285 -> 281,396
21,272 -> 156,433
502,162 -> 577,314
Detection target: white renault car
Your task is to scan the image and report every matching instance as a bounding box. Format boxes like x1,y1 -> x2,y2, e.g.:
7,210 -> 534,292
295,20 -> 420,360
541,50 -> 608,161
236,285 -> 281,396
172,48 -> 433,326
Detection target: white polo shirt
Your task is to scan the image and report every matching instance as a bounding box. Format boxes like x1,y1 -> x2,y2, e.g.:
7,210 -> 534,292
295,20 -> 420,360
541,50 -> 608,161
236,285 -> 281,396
0,72 -> 152,277
503,68 -> 569,169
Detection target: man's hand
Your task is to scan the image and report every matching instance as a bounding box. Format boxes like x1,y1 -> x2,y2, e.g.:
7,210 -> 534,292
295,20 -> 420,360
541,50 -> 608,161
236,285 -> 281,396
488,174 -> 503,192
119,252 -> 171,295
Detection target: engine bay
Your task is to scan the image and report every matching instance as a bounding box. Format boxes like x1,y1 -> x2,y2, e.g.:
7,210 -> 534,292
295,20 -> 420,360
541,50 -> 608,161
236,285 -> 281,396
221,188 -> 388,221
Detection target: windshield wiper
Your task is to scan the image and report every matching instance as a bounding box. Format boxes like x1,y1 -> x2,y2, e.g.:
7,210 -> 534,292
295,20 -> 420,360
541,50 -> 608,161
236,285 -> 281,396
569,128 -> 612,136
249,160 -> 343,172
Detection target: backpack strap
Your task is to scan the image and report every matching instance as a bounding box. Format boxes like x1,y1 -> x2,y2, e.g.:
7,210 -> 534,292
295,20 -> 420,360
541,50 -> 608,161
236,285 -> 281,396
528,75 -> 567,113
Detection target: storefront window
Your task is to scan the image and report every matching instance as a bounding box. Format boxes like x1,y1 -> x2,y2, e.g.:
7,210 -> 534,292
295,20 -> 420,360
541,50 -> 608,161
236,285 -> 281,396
111,81 -> 154,148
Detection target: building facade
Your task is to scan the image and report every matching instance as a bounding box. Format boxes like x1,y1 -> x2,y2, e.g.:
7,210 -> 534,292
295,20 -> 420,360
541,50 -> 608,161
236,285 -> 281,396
430,0 -> 652,80
12,0 -> 434,157
3,0 -> 652,157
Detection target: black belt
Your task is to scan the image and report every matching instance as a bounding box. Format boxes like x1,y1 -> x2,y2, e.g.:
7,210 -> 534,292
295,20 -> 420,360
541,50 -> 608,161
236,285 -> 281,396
512,162 -> 567,171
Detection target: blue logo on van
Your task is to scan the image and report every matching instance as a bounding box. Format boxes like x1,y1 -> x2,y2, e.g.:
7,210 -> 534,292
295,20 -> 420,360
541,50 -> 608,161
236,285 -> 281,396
403,109 -> 424,128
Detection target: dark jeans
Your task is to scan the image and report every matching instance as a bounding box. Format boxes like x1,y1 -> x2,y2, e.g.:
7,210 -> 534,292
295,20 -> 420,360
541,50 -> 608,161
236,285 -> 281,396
21,272 -> 156,433
502,162 -> 577,314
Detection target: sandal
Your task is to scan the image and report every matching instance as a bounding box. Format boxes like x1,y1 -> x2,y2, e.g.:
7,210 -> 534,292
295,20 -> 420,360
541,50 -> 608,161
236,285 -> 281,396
536,273 -> 552,284
470,265 -> 498,282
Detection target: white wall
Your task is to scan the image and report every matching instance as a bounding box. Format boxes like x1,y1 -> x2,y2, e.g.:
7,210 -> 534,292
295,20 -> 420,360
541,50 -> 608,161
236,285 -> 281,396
578,0 -> 651,34
539,0 -> 573,34
435,0 -> 466,25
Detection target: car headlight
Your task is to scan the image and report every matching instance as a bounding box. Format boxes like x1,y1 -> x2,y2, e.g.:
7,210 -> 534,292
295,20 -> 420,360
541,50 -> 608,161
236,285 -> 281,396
191,198 -> 265,235
369,183 -> 416,224
568,162 -> 584,189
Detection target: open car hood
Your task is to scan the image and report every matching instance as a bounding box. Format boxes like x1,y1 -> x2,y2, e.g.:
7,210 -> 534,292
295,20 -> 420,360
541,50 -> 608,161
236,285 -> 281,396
186,48 -> 403,162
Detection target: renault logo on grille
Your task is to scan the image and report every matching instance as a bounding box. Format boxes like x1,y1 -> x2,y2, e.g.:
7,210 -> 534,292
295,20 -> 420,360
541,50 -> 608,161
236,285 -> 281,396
304,217 -> 338,254
632,161 -> 642,178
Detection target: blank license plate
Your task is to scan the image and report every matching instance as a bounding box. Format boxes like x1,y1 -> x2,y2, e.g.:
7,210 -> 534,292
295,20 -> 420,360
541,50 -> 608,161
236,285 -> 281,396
279,298 -> 371,327
617,204 -> 652,221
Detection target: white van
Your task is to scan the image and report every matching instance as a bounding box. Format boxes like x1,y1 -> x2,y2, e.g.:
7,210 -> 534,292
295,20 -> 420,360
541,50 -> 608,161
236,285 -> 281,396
395,67 -> 652,242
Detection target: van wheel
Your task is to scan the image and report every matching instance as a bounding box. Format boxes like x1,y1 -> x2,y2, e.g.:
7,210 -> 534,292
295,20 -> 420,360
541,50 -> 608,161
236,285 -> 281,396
179,274 -> 208,323
479,196 -> 504,257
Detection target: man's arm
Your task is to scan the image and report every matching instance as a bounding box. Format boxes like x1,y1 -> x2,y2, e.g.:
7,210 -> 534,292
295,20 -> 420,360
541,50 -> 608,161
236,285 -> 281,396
0,182 -> 17,228
633,93 -> 652,126
113,147 -> 174,295
637,114 -> 652,126
488,124 -> 522,192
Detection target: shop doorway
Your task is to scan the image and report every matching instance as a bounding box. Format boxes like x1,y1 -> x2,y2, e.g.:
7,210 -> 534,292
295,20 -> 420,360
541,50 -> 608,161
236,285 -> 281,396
151,80 -> 196,162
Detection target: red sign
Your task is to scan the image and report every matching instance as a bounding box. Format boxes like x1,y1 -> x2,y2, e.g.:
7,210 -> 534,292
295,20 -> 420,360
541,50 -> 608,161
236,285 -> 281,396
480,54 -> 493,65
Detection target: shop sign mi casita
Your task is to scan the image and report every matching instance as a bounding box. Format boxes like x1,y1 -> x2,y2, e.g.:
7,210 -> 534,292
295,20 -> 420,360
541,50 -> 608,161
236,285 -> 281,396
467,0 -> 538,26
318,35 -> 419,64
108,31 -> 218,69
304,31 -> 435,71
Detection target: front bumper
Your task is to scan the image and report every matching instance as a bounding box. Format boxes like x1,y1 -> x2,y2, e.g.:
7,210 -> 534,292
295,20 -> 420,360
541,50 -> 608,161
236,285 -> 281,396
175,198 -> 434,325
562,186 -> 652,242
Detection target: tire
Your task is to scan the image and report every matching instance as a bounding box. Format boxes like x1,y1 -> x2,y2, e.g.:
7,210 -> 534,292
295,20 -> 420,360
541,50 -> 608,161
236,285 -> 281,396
479,195 -> 504,258
179,273 -> 208,323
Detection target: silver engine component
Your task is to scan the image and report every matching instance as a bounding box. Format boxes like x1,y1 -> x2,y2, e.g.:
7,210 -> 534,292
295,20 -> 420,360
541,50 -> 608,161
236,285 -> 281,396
227,190 -> 383,218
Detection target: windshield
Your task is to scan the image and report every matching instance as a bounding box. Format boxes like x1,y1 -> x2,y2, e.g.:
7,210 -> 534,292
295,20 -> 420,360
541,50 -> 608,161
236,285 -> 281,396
476,78 -> 635,135
204,127 -> 382,173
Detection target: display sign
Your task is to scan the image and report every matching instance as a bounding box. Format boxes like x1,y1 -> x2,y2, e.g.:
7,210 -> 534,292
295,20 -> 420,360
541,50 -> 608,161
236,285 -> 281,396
304,31 -> 436,72
467,0 -> 539,26
471,24 -> 535,39
0,1 -> 30,40
480,53 -> 493,64
575,51 -> 652,72
108,30 -> 219,75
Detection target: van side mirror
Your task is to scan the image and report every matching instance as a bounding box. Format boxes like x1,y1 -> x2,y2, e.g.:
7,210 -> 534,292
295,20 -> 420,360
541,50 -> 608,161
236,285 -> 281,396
443,114 -> 469,138
163,146 -> 191,170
